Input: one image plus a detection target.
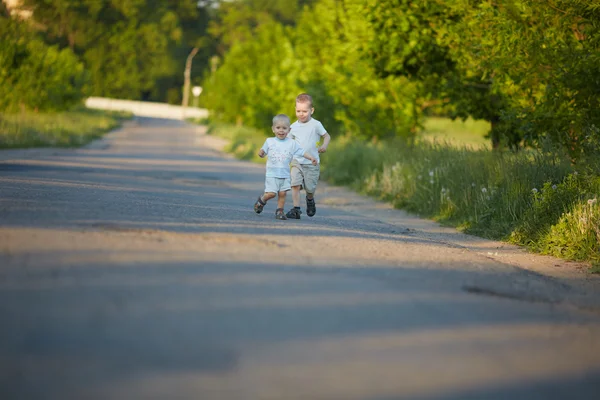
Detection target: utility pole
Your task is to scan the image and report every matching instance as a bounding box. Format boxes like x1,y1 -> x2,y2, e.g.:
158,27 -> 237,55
182,47 -> 199,118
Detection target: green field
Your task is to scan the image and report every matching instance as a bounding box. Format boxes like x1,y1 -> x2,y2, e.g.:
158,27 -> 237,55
0,107 -> 132,149
420,117 -> 491,149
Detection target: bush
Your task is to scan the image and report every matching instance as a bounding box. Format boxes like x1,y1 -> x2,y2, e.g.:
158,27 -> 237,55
0,17 -> 87,112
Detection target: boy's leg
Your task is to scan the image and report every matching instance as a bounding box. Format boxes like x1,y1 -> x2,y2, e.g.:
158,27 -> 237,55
254,191 -> 275,214
286,162 -> 304,219
277,190 -> 287,210
303,165 -> 320,217
275,191 -> 287,220
286,186 -> 302,219
291,185 -> 301,207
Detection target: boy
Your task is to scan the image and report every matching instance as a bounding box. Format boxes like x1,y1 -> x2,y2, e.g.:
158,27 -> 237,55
254,114 -> 317,220
286,93 -> 331,219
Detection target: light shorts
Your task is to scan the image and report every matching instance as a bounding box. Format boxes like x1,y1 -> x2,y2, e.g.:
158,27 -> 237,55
264,176 -> 291,194
290,160 -> 320,194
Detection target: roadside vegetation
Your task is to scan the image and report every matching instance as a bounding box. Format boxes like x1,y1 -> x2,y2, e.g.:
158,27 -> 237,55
193,1 -> 600,270
0,108 -> 132,149
199,118 -> 600,270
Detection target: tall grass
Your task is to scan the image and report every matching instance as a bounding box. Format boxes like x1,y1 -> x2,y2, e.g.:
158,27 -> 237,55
206,122 -> 268,164
0,107 -> 132,149
204,120 -> 600,267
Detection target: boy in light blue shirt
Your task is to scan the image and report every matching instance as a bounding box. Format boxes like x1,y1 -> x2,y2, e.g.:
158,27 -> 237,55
254,114 -> 317,220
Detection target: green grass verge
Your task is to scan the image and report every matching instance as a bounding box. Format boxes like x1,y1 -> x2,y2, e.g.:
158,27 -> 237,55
199,119 -> 600,266
0,107 -> 132,149
204,122 -> 268,164
420,117 -> 491,150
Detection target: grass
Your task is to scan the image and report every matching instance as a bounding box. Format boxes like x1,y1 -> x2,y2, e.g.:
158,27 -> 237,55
419,117 -> 491,149
198,117 -> 600,267
0,107 -> 132,149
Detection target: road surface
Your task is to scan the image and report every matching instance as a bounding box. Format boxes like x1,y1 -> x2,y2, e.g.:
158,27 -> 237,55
1,117 -> 600,400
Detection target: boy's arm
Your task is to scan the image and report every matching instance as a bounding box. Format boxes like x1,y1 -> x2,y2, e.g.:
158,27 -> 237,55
318,132 -> 331,153
303,152 -> 318,166
258,140 -> 268,158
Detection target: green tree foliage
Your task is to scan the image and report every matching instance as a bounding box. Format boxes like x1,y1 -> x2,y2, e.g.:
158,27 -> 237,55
202,21 -> 300,130
0,15 -> 87,112
449,0 -> 600,158
294,0 -> 420,139
208,0 -> 314,53
16,0 -> 210,101
203,0 -> 420,139
363,0 -> 600,153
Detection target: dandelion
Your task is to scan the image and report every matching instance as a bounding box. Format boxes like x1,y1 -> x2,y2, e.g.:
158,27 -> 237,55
430,179 -> 434,184
441,188 -> 446,193
552,184 -> 557,190
574,171 -> 578,176
429,171 -> 434,177
471,182 -> 476,187
481,187 -> 487,193
532,188 -> 538,194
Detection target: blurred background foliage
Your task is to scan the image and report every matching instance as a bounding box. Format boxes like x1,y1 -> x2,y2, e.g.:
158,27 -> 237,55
1,0 -> 599,157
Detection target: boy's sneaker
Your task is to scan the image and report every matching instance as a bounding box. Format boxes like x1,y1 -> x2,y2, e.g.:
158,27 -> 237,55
286,207 -> 302,219
275,208 -> 287,220
306,197 -> 316,217
254,196 -> 265,214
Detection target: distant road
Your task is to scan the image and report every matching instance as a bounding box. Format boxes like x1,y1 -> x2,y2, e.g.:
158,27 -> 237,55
85,96 -> 209,120
1,117 -> 600,400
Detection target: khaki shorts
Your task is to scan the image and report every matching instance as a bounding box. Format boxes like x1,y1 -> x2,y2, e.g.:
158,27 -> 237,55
290,160 -> 320,194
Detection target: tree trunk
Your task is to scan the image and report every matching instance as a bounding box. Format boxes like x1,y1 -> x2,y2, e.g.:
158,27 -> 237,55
490,116 -> 501,150
182,47 -> 199,114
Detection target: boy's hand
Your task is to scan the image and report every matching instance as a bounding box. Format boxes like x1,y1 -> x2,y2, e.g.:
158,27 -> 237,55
311,158 -> 318,166
318,145 -> 327,153
258,149 -> 266,158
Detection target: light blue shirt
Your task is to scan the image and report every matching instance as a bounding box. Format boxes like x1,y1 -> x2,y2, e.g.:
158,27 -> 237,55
261,137 -> 305,178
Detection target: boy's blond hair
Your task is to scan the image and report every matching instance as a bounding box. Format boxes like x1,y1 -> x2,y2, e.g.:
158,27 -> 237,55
272,113 -> 291,125
296,93 -> 313,107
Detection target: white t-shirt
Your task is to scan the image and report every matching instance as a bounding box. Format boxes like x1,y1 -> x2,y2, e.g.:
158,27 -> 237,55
260,137 -> 305,178
290,118 -> 327,164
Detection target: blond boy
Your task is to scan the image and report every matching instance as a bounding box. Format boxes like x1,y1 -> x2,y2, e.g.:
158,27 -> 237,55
254,114 -> 317,220
285,93 -> 331,219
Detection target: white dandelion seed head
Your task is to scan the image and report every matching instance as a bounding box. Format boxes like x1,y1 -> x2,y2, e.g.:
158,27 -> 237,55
532,188 -> 538,194
430,179 -> 434,184
429,171 -> 434,177
552,184 -> 557,190
481,187 -> 487,193
471,182 -> 476,187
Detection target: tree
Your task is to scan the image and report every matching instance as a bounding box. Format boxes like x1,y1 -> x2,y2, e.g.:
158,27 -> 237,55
16,0 -> 207,101
0,15 -> 87,112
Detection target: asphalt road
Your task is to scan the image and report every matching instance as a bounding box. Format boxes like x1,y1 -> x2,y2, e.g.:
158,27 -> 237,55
1,117 -> 600,400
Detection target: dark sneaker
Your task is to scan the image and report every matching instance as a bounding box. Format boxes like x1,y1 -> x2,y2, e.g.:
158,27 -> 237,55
275,208 -> 287,220
254,196 -> 265,214
306,197 -> 316,217
286,207 -> 302,219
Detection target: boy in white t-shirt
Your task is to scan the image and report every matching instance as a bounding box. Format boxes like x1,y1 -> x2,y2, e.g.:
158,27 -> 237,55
285,93 -> 331,219
254,114 -> 317,220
